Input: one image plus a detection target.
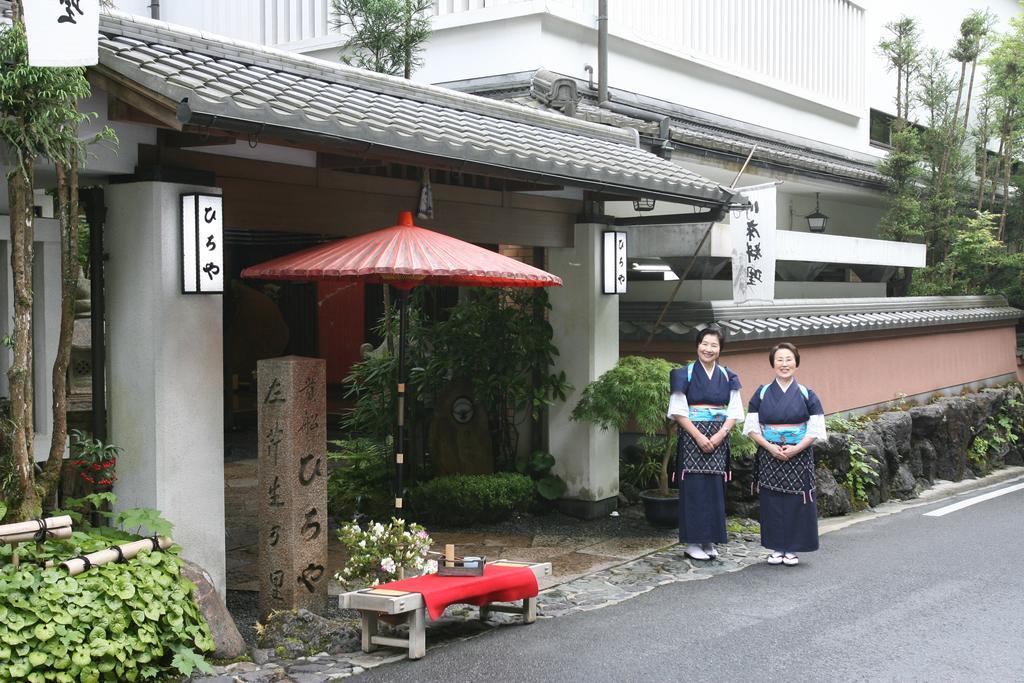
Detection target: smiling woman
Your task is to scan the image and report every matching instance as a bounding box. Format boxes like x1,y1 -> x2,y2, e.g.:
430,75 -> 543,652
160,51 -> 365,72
743,343 -> 828,567
667,327 -> 744,561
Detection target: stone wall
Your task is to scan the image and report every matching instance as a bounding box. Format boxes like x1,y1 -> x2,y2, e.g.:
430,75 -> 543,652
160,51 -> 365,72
727,385 -> 1024,518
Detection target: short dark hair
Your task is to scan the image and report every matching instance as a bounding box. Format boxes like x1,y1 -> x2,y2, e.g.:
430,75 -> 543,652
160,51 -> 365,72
769,342 -> 800,367
696,326 -> 725,350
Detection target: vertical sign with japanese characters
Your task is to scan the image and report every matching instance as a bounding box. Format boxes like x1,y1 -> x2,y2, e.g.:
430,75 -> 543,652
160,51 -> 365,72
257,356 -> 327,619
602,231 -> 627,295
181,194 -> 224,294
730,182 -> 778,303
23,0 -> 100,67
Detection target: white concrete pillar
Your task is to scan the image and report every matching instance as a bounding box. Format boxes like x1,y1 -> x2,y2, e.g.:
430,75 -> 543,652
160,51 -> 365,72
547,223 -> 619,518
106,182 -> 225,596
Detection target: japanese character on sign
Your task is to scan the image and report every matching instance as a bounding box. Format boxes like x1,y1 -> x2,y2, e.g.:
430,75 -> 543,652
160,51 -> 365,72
746,220 -> 760,240
746,266 -> 763,286
300,508 -> 321,541
268,525 -> 281,548
746,242 -> 762,261
299,454 -> 323,486
297,564 -> 324,593
264,378 -> 286,405
269,570 -> 284,600
267,476 -> 284,508
58,0 -> 84,24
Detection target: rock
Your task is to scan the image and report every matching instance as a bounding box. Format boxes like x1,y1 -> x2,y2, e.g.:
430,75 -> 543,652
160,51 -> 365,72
258,609 -> 361,659
180,560 -> 247,660
251,648 -> 273,665
889,463 -> 918,500
814,433 -> 851,479
814,467 -> 851,517
619,482 -> 640,504
872,411 -> 912,471
224,662 -> 259,673
909,403 -> 946,437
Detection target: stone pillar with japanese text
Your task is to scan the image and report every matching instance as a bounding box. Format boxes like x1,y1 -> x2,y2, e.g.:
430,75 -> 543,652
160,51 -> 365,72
257,356 -> 328,618
730,182 -> 779,303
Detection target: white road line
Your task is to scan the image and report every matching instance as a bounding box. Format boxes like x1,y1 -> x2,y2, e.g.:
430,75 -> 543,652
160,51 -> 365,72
923,481 -> 1024,517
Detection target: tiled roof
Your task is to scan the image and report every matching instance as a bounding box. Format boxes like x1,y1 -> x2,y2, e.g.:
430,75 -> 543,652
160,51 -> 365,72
620,296 -> 1022,342
443,70 -> 886,188
92,12 -> 732,206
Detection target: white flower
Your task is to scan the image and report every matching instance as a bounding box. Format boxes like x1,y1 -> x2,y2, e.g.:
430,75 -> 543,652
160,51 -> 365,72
358,539 -> 366,548
424,560 -> 438,574
380,557 -> 397,574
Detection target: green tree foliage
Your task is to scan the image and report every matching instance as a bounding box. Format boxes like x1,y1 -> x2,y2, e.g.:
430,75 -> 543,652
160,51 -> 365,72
877,16 -> 921,120
343,288 -> 569,471
0,9 -> 116,522
329,0 -> 433,78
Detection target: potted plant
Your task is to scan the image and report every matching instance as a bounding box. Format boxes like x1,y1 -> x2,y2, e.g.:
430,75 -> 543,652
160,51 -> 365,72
571,356 -> 681,526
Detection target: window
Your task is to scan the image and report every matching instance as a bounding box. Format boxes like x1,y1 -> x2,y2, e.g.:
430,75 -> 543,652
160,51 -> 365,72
870,109 -> 926,148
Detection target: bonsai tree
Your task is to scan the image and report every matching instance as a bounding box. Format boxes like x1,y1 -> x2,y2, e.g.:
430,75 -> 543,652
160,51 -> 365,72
571,356 -> 679,496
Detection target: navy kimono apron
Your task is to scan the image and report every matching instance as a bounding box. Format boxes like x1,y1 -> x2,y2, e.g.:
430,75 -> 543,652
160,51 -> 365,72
748,381 -> 823,553
670,362 -> 740,545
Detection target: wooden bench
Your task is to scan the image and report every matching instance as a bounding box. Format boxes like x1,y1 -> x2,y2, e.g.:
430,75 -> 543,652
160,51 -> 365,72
338,560 -> 552,659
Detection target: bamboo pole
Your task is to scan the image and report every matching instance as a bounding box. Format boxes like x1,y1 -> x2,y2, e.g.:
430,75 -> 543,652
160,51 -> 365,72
0,526 -> 73,545
0,515 -> 72,538
47,536 -> 174,576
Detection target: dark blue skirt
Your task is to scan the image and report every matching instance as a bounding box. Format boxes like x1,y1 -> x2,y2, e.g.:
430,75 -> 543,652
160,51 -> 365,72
759,488 -> 819,553
678,473 -> 727,544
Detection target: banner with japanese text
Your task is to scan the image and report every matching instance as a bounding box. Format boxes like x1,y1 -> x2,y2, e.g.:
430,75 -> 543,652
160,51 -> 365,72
24,0 -> 100,67
730,182 -> 779,303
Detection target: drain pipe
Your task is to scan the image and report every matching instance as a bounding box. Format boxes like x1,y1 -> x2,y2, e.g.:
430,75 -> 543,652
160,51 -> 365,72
598,0 -> 608,104
150,0 -> 160,20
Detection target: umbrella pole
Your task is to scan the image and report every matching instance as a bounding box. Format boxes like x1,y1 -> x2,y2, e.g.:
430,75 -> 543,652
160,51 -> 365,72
394,287 -> 410,514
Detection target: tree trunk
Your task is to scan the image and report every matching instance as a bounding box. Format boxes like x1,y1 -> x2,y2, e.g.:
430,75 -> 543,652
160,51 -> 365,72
962,60 -> 979,141
7,159 -> 38,521
896,72 -> 903,120
999,135 -> 1013,241
39,150 -> 80,501
989,136 -> 1004,211
939,61 -> 968,183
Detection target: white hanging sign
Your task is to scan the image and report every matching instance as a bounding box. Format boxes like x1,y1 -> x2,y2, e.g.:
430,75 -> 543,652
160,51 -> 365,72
602,231 -> 627,295
730,182 -> 779,303
182,194 -> 224,295
23,0 -> 100,67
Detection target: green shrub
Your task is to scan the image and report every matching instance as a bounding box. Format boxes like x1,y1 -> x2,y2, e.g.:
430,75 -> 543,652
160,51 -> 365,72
0,531 -> 214,682
411,473 -> 535,526
327,437 -> 393,521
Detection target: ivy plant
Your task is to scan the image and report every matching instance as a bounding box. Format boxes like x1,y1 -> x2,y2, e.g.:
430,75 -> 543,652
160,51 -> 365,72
0,532 -> 214,681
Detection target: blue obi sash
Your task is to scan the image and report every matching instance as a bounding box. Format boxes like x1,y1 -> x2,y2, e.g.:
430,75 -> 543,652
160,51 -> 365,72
761,422 -> 807,444
689,404 -> 728,422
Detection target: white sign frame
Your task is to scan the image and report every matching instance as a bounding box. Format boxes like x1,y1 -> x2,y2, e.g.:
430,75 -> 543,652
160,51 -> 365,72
730,182 -> 780,304
24,0 -> 100,67
181,193 -> 224,295
602,231 -> 627,295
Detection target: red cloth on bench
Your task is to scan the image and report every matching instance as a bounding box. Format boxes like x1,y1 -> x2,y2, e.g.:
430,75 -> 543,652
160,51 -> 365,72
376,565 -> 539,620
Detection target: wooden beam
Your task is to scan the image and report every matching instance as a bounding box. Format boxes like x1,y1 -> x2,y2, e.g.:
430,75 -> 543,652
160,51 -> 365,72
87,66 -> 183,131
158,129 -> 237,148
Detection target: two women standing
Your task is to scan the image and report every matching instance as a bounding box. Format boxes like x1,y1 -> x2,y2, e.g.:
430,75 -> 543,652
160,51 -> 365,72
668,335 -> 827,565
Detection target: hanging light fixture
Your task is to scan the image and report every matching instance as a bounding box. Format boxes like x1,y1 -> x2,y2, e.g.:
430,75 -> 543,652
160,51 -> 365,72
632,197 -> 656,212
806,193 -> 828,233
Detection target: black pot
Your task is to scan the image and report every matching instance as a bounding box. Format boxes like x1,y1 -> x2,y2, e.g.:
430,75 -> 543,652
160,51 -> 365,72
639,490 -> 679,528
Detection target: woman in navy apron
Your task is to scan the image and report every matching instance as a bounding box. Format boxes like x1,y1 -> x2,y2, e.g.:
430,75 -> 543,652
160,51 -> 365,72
743,342 -> 827,566
667,327 -> 743,561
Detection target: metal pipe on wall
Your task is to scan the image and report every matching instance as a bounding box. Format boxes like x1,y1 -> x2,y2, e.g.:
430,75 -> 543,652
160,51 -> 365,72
597,0 -> 608,104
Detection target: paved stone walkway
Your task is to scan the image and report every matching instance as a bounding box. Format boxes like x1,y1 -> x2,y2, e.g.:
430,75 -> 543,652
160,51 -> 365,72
192,532 -> 766,682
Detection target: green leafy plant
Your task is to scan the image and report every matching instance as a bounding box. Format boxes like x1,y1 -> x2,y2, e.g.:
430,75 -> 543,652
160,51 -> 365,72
411,473 -> 536,526
334,518 -> 434,588
825,413 -> 870,434
571,356 -> 680,496
729,424 -> 757,459
327,437 -> 394,521
514,450 -> 567,501
0,531 -> 214,681
329,0 -> 433,78
843,439 -> 879,510
969,394 -> 1021,469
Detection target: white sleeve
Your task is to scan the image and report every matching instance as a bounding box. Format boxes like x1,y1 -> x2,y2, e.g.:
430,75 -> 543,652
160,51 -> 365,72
743,412 -> 761,436
726,389 -> 744,421
667,392 -> 688,419
807,414 -> 827,441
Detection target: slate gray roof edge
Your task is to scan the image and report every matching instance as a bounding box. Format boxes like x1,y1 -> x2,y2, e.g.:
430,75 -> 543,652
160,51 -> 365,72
98,10 -> 640,149
97,54 -> 728,203
438,69 -> 886,186
644,295 -> 1019,320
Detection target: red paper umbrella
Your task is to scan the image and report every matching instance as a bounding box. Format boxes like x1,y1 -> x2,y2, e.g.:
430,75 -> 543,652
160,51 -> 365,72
242,211 -> 562,512
240,211 -> 562,289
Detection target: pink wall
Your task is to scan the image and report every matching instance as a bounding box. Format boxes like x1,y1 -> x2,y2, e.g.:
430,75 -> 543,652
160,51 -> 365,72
627,324 -> 1020,414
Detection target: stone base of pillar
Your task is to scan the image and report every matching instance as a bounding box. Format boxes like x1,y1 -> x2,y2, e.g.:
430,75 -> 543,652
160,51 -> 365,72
557,496 -> 618,520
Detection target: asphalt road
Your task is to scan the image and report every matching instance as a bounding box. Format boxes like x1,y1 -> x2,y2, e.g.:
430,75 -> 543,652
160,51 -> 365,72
359,477 -> 1024,682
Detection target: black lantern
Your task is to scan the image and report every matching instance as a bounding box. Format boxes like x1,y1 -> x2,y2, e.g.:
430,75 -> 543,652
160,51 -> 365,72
632,197 -> 656,212
806,193 -> 828,233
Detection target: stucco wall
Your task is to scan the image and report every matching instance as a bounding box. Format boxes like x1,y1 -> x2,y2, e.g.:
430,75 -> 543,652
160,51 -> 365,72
630,324 -> 1020,415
